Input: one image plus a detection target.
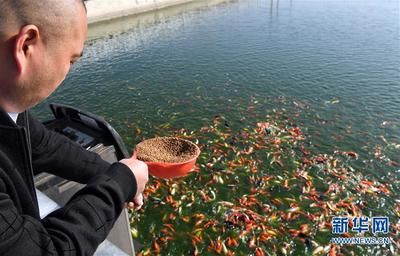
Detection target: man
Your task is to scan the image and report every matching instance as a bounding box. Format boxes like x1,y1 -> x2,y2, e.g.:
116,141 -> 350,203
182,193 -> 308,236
0,0 -> 149,255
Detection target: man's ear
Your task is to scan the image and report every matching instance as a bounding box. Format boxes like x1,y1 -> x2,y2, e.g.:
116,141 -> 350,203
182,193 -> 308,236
14,25 -> 41,75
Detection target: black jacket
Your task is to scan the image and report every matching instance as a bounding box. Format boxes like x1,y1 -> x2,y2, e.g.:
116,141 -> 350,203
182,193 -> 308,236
0,109 -> 137,255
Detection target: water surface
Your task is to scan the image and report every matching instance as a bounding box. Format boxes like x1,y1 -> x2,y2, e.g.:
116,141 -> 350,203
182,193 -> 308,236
34,0 -> 399,177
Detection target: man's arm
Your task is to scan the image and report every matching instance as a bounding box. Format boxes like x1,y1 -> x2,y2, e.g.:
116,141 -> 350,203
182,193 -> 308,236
28,112 -> 112,184
0,162 -> 137,255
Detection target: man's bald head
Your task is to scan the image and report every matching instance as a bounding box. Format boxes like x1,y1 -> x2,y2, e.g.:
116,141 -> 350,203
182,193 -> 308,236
0,0 -> 88,113
0,0 -> 86,44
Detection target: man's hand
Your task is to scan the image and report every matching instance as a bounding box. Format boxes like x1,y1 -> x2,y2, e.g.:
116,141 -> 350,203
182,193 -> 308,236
119,158 -> 148,198
126,193 -> 144,210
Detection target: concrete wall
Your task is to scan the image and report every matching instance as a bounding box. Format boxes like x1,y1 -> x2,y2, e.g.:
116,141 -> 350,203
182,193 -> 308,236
86,0 -> 197,24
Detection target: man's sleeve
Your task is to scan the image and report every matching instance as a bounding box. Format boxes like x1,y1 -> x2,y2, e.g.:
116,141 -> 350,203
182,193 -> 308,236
0,162 -> 137,255
28,112 -> 113,184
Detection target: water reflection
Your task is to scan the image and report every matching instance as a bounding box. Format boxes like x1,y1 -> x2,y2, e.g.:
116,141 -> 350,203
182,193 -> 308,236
88,0 -> 235,41
269,0 -> 284,21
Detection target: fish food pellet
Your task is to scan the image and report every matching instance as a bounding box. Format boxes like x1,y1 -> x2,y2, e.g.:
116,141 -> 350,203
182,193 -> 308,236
136,137 -> 200,163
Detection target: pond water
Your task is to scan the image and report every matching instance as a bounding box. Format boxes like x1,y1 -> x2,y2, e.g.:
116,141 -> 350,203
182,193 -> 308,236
33,0 -> 399,254
34,0 -> 399,166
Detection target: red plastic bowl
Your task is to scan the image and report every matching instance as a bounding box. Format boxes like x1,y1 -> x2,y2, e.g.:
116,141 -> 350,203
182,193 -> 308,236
145,154 -> 199,179
134,137 -> 200,179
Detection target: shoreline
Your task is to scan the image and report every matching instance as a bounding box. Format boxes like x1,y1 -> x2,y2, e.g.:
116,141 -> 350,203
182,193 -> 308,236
86,0 -> 198,24
86,0 -> 233,40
